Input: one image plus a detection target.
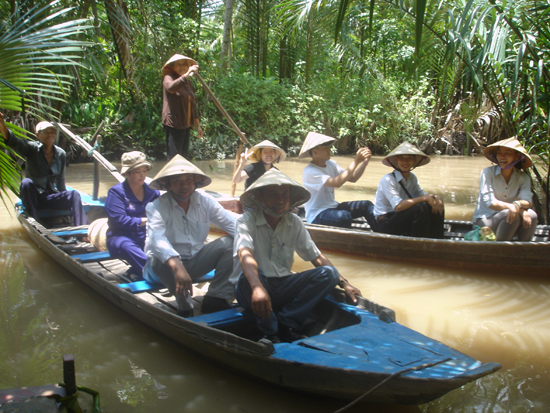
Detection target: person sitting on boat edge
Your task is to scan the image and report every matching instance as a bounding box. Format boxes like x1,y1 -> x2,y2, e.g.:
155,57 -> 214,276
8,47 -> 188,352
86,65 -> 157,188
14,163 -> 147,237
231,169 -> 362,343
300,131 -> 375,228
143,155 -> 236,317
472,137 -> 538,241
0,113 -> 88,226
373,142 -> 445,239
232,140 -> 287,190
104,152 -> 160,278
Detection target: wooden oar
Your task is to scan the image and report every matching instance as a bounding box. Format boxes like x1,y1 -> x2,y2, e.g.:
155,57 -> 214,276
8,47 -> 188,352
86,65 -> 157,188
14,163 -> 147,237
57,123 -> 125,183
230,143 -> 243,197
191,71 -> 250,147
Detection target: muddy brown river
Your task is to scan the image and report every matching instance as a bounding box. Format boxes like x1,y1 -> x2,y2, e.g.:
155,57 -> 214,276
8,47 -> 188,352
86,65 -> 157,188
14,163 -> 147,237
0,154 -> 548,412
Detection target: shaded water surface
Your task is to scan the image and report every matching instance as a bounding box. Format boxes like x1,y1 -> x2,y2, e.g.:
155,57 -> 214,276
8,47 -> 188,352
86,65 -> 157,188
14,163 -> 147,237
1,155 -> 549,412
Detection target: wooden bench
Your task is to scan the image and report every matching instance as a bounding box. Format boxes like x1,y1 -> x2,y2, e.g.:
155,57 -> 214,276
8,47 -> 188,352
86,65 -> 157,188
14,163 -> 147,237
190,306 -> 254,327
117,271 -> 215,293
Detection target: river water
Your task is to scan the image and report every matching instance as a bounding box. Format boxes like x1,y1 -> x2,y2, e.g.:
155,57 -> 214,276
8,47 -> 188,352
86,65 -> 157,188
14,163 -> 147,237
1,155 -> 549,412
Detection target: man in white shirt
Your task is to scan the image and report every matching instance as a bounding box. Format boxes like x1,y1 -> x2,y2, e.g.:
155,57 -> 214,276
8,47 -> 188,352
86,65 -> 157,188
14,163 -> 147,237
143,155 -> 236,317
300,132 -> 374,228
373,142 -> 445,238
231,169 -> 361,343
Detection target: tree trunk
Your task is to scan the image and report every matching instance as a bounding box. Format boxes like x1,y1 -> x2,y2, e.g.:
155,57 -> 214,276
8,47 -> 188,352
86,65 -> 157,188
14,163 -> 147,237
221,0 -> 235,72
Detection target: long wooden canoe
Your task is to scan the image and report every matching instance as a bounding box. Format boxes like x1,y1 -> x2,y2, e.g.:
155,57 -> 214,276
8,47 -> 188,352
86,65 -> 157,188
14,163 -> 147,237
208,191 -> 550,275
15,194 -> 500,406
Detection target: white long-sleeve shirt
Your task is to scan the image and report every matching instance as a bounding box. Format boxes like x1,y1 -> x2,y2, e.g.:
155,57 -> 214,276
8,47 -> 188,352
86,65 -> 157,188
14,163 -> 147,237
145,190 -> 235,263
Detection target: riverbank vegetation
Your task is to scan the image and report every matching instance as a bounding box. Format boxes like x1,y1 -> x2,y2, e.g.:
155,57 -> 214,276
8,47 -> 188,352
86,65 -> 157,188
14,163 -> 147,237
0,0 -> 548,219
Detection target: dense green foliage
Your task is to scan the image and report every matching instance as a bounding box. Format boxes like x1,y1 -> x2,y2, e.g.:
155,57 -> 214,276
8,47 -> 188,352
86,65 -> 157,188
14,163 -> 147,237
0,0 -> 548,217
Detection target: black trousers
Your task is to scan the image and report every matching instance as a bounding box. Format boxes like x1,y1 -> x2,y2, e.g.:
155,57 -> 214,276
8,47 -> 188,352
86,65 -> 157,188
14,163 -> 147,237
164,125 -> 191,160
377,202 -> 444,239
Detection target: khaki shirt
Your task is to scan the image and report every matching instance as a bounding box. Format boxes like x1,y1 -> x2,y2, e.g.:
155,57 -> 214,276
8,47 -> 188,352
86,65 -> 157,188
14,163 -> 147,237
232,209 -> 320,282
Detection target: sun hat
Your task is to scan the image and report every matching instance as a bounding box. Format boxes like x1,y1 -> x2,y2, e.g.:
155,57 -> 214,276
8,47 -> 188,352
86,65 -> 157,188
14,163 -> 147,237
298,132 -> 337,159
246,140 -> 287,163
35,121 -> 56,133
120,151 -> 152,175
161,54 -> 198,76
240,169 -> 310,211
483,137 -> 533,168
382,142 -> 430,169
149,154 -> 211,190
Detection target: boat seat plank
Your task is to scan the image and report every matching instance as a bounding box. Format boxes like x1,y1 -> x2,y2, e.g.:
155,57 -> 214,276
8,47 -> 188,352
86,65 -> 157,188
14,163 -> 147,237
52,228 -> 89,237
190,307 -> 254,327
118,271 -> 215,293
72,251 -> 111,263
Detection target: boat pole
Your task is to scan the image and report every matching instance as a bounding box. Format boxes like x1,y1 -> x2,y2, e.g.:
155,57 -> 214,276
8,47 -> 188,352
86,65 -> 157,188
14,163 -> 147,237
57,123 -> 125,183
191,71 -> 250,197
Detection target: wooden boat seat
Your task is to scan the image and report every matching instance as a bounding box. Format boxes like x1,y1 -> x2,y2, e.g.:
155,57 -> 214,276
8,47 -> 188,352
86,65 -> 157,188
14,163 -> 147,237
190,307 -> 254,328
52,228 -> 89,237
72,251 -> 112,263
117,272 -> 215,293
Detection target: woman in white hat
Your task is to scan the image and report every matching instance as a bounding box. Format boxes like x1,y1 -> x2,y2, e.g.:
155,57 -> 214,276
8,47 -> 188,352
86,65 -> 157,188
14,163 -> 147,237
232,140 -> 287,189
472,137 -> 538,241
0,113 -> 88,226
104,152 -> 160,277
162,54 -> 204,160
373,142 -> 445,238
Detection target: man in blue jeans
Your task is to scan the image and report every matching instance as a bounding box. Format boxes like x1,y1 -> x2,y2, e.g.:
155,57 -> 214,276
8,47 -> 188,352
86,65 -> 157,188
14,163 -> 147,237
300,131 -> 375,228
231,169 -> 361,343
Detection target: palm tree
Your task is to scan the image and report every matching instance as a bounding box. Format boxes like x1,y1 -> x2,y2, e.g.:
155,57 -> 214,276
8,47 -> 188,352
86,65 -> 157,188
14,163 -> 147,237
0,0 -> 91,205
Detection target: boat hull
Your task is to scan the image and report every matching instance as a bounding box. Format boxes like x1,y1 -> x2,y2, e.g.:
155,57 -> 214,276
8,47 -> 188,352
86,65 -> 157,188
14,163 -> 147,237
15,206 -> 500,405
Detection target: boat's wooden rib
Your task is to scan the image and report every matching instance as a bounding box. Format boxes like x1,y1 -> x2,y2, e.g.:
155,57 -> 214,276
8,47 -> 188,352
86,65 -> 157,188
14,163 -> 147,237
14,198 -> 501,405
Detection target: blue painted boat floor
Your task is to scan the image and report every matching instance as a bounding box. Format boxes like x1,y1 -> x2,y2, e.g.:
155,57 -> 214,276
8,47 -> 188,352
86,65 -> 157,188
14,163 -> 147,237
270,309 -> 486,380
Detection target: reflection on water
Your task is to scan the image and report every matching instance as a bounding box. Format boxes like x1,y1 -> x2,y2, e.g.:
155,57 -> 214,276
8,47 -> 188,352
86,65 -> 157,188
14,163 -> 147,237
1,155 -> 550,412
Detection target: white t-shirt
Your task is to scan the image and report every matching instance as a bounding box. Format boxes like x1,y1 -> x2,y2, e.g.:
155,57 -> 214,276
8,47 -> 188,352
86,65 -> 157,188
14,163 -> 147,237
302,159 -> 344,223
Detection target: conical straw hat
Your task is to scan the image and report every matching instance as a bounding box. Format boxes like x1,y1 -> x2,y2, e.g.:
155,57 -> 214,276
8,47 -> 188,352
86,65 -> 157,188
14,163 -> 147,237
161,54 -> 198,75
88,218 -> 109,252
247,140 -> 287,163
382,142 -> 430,168
483,137 -> 533,168
298,132 -> 337,159
149,155 -> 211,190
240,169 -> 310,210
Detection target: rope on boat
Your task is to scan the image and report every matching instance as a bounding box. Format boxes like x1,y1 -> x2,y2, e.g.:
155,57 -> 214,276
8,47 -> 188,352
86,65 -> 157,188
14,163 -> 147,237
333,357 -> 452,412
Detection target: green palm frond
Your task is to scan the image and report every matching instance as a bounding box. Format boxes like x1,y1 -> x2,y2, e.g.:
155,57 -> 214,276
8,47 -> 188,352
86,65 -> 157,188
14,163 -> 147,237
0,0 -> 92,206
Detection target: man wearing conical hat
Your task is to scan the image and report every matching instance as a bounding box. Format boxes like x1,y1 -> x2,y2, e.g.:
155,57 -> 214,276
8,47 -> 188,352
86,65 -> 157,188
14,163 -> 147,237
143,155 -> 236,317
231,169 -> 361,343
373,142 -> 445,238
300,132 -> 375,228
162,54 -> 203,160
472,137 -> 538,241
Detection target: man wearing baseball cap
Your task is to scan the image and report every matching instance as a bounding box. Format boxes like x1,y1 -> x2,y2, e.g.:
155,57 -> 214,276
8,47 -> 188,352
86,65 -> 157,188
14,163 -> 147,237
0,113 -> 88,226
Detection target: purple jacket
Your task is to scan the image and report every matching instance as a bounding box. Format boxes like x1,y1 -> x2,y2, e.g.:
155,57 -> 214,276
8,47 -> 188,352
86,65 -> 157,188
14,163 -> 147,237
105,180 -> 160,244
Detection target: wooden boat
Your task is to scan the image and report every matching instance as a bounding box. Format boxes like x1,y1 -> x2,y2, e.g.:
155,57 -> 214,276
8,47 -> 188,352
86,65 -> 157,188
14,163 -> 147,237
208,191 -> 550,275
14,193 -> 501,405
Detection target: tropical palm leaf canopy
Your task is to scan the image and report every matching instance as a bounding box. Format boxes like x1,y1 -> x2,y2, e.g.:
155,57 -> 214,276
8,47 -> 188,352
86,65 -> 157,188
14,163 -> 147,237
0,0 -> 91,206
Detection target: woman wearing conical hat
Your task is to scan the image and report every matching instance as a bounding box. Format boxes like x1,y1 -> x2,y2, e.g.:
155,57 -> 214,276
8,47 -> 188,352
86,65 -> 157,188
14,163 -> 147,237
373,142 -> 445,239
232,140 -> 287,189
162,54 -> 204,160
232,169 -> 361,343
472,137 -> 538,241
